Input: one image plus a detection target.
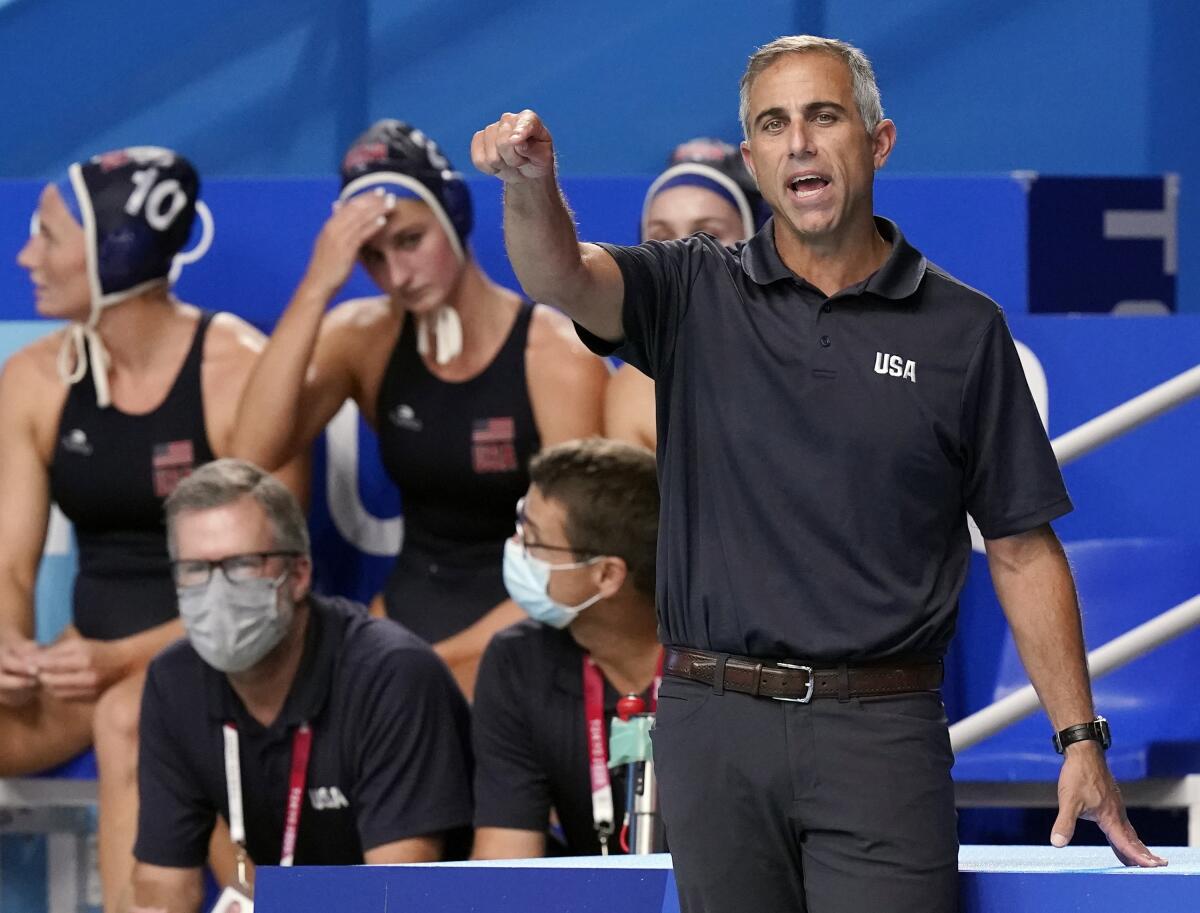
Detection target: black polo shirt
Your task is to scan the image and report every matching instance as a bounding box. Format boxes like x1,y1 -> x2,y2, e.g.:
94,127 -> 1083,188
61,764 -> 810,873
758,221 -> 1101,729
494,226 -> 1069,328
134,594 -> 473,868
577,217 -> 1071,662
473,620 -> 656,855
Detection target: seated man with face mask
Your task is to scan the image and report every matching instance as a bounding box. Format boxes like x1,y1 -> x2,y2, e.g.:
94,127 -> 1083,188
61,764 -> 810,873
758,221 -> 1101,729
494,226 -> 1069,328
471,438 -> 660,859
128,459 -> 473,913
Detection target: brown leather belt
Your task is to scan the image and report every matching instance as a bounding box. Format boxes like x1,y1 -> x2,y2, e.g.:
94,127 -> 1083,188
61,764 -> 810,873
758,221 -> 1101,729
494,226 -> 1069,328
663,646 -> 942,703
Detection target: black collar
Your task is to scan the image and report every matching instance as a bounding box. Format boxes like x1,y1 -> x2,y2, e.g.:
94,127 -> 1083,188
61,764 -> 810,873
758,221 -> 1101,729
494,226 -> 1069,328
740,216 -> 927,302
206,596 -> 340,735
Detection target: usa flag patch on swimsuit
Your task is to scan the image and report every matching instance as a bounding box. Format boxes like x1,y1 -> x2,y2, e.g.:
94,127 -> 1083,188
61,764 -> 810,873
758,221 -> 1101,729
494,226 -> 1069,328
472,417 -> 517,473
152,439 -> 196,497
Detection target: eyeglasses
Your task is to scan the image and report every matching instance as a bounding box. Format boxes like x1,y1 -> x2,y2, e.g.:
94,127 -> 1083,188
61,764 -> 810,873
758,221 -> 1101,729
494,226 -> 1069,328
171,551 -> 301,589
514,497 -> 597,562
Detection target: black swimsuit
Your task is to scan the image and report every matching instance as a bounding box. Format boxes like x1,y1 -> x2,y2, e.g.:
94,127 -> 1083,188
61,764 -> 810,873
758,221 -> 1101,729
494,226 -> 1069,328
374,303 -> 541,642
49,312 -> 217,640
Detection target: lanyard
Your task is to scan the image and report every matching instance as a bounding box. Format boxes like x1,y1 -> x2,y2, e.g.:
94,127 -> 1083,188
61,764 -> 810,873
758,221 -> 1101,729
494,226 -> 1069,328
223,721 -> 313,883
581,651 -> 663,855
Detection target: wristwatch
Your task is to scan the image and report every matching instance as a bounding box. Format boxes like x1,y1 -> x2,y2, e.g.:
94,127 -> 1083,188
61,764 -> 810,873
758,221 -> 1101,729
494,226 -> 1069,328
1052,716 -> 1111,754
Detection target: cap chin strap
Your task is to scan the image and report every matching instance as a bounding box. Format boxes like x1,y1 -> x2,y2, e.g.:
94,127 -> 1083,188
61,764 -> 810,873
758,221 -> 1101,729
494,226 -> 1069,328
55,279 -> 176,409
50,162 -> 111,408
56,302 -> 119,408
57,323 -> 107,406
416,305 -> 463,365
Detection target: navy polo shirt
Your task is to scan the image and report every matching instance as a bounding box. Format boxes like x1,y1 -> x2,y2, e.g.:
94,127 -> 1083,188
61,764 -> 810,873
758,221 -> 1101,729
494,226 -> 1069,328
134,594 -> 473,868
577,217 -> 1071,662
473,620 -> 656,855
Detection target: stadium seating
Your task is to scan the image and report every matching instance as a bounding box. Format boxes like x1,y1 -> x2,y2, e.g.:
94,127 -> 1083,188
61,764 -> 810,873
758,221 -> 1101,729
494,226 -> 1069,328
954,539 -> 1200,844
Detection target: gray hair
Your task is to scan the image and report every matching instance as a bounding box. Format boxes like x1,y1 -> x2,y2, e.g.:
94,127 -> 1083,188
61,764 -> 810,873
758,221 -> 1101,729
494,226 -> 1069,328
739,35 -> 884,139
164,458 -> 309,558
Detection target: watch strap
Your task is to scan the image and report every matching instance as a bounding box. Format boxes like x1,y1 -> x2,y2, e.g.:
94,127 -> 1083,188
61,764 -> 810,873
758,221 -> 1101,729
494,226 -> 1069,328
1052,716 -> 1111,754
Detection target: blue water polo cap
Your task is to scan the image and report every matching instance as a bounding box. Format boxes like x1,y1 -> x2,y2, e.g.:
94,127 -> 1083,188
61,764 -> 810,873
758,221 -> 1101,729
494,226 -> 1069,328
338,120 -> 473,261
642,137 -> 769,241
58,146 -> 201,305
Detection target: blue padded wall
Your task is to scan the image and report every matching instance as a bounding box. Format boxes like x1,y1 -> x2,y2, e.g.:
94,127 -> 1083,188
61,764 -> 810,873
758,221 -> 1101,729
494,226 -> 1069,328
0,1 -> 1195,308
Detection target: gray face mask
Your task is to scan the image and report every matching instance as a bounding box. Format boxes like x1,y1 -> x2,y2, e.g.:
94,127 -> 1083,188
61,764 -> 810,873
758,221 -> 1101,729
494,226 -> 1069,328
178,572 -> 293,673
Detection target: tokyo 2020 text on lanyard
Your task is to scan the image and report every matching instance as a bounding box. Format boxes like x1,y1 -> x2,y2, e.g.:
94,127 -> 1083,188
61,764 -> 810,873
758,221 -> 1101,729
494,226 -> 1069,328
223,721 -> 313,889
582,652 -> 662,855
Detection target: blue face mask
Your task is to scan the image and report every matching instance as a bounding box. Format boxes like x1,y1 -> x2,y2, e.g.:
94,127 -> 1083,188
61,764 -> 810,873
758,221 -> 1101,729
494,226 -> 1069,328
502,538 -> 603,629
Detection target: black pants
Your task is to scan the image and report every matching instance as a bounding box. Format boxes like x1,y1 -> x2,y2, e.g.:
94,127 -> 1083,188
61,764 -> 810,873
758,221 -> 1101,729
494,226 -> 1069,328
652,674 -> 958,913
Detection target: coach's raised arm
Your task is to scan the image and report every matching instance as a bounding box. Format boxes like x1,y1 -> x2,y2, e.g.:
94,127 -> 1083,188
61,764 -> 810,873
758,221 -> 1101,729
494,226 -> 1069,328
471,111 -> 624,343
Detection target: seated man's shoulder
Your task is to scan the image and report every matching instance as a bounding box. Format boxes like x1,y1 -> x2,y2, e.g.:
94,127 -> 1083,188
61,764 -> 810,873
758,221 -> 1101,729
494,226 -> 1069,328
322,595 -> 456,682
479,619 -> 570,686
152,636 -> 207,670
486,618 -> 560,656
145,638 -> 213,707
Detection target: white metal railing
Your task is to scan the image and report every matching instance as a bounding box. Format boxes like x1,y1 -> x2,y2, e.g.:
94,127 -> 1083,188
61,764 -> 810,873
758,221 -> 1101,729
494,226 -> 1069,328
949,361 -> 1200,754
1052,363 -> 1200,466
950,593 -> 1200,752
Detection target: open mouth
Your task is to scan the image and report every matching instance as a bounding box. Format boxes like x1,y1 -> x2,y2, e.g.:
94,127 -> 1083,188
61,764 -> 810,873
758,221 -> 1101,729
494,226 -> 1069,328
787,174 -> 830,200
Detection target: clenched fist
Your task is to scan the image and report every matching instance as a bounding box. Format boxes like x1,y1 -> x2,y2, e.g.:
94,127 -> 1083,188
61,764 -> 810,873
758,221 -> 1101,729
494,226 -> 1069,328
471,110 -> 555,183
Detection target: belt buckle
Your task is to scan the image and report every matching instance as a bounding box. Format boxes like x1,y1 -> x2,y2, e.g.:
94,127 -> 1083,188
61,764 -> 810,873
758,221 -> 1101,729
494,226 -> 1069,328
771,662 -> 814,703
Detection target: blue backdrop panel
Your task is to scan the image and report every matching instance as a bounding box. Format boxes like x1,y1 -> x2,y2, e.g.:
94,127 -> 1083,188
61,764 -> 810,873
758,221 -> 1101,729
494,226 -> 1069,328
2,173 -> 1152,326
1,2 -> 1196,312
0,0 -> 800,179
875,175 -> 1027,313
953,539 -> 1200,780
1008,315 -> 1200,545
2,176 -> 1197,602
0,836 -> 47,913
307,407 -> 398,605
957,846 -> 1200,912
2,174 -> 1197,611
259,861 -> 679,913
1028,177 -> 1176,314
824,0 -> 1199,313
945,315 -> 1200,725
255,848 -> 1200,913
0,174 -> 1178,327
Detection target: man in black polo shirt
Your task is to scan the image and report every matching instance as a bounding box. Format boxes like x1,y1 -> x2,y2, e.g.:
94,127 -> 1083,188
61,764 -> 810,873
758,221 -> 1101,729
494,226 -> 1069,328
127,459 -> 472,913
471,438 -> 661,858
472,33 -> 1164,913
